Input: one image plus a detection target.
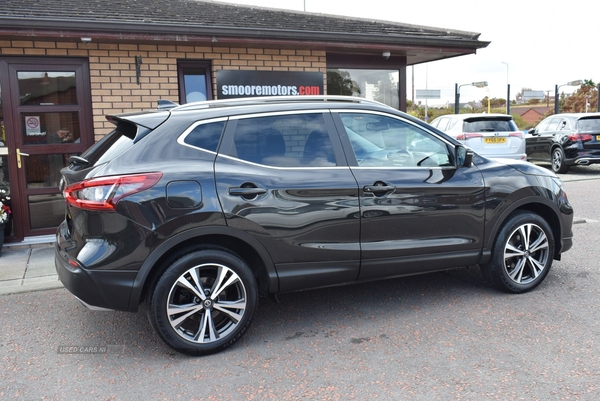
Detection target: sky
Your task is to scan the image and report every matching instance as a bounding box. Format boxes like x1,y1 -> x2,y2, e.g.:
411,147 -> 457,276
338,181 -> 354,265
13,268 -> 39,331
215,0 -> 599,106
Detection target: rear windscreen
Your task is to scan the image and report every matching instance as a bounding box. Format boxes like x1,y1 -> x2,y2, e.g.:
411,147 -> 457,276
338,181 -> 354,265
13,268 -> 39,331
463,119 -> 516,132
78,127 -> 134,167
577,118 -> 600,132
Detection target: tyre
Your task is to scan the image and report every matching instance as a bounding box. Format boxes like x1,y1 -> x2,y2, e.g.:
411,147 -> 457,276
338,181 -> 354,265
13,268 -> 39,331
148,248 -> 258,356
481,211 -> 554,293
551,147 -> 569,174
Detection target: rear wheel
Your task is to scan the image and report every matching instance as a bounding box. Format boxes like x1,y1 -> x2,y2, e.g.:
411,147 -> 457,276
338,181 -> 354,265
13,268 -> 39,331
551,147 -> 569,174
148,248 -> 258,356
481,211 -> 554,293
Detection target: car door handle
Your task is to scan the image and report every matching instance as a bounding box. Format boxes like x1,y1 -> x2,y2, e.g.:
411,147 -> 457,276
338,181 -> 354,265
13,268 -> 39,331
363,185 -> 396,193
229,187 -> 267,197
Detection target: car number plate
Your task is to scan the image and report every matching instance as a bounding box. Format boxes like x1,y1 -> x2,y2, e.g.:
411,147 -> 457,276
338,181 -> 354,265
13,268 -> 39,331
484,137 -> 507,144
596,135 -> 600,141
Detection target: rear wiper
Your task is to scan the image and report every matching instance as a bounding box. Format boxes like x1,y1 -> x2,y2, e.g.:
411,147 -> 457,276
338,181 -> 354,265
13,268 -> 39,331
68,155 -> 90,166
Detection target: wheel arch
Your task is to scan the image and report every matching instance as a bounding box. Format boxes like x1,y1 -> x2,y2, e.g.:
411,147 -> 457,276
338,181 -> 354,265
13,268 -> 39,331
127,226 -> 278,311
480,197 -> 563,265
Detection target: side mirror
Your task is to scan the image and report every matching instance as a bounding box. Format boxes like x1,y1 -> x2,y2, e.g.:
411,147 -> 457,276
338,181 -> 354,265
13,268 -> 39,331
528,128 -> 536,135
456,146 -> 473,167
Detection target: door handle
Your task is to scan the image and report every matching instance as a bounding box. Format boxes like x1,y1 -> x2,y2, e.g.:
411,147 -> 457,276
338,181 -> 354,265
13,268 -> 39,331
16,148 -> 29,169
229,187 -> 267,197
363,184 -> 396,193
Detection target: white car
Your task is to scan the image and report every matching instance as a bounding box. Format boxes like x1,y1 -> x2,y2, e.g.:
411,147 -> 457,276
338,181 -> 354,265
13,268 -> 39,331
430,113 -> 526,160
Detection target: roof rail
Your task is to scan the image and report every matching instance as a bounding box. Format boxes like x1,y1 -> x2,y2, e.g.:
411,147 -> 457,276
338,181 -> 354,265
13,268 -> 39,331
171,95 -> 391,112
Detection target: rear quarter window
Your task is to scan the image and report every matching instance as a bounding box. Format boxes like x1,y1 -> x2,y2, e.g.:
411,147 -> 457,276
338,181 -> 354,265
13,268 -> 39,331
181,120 -> 226,152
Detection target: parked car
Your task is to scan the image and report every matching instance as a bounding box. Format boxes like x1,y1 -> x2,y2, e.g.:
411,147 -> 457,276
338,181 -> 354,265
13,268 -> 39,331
526,112 -> 600,173
55,96 -> 573,356
430,113 -> 527,161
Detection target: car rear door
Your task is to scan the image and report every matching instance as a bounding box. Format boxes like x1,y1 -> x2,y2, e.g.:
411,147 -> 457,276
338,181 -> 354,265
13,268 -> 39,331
215,110 -> 360,292
332,111 -> 486,280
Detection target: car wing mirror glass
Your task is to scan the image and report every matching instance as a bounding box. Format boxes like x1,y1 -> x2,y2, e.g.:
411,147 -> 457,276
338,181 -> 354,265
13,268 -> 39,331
456,145 -> 473,167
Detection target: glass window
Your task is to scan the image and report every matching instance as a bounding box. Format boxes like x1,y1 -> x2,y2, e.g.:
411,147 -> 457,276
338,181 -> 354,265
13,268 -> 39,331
463,119 -> 517,132
230,113 -> 334,167
339,113 -> 451,167
436,118 -> 449,131
327,69 -> 399,109
183,121 -> 225,152
577,117 -> 600,132
21,112 -> 80,144
546,118 -> 562,132
178,61 -> 212,104
18,71 -> 77,106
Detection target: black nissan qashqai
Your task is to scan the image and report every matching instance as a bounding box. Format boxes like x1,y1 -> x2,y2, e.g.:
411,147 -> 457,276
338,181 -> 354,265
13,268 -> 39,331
56,96 -> 574,356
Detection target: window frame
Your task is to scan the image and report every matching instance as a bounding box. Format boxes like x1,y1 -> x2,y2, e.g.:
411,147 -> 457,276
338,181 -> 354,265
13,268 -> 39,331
326,53 -> 407,111
177,60 -> 213,104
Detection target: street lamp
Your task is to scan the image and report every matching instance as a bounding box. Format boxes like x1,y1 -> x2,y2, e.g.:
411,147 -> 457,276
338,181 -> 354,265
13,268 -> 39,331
454,81 -> 488,114
554,80 -> 583,114
501,62 -> 510,114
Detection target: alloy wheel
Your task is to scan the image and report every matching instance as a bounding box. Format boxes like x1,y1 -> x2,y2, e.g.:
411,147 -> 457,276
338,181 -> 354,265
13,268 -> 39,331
166,263 -> 247,344
503,223 -> 549,285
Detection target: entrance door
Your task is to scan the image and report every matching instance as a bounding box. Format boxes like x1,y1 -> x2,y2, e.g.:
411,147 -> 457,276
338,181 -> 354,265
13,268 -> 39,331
0,58 -> 92,240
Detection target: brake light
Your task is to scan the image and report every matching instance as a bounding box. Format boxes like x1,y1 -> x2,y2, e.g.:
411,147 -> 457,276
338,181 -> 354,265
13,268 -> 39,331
64,172 -> 163,211
509,131 -> 524,138
569,134 -> 593,142
456,133 -> 483,140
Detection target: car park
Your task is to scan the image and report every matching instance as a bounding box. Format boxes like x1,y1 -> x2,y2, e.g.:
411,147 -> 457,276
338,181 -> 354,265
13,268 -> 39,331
526,112 -> 600,174
430,113 -> 527,161
55,96 -> 574,356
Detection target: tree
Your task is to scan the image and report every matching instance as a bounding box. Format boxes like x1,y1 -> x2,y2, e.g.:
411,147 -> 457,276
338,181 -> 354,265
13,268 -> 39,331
480,97 -> 507,109
561,80 -> 598,113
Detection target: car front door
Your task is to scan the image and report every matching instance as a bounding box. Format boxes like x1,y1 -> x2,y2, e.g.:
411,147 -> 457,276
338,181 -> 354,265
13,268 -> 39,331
527,117 -> 560,162
332,111 -> 486,280
215,111 -> 360,292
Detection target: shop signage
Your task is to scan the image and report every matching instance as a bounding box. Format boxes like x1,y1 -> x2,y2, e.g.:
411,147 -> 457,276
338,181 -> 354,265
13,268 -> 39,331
217,70 -> 324,99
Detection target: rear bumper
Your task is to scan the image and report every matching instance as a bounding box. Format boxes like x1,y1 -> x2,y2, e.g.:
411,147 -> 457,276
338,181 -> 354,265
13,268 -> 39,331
568,156 -> 600,166
55,242 -> 138,312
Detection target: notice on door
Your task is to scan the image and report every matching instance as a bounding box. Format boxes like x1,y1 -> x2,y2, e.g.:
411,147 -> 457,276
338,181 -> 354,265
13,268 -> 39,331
25,116 -> 44,136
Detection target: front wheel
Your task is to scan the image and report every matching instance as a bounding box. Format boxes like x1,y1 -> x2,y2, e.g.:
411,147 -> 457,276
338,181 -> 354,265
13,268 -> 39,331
481,211 -> 555,293
551,147 -> 569,174
148,248 -> 258,356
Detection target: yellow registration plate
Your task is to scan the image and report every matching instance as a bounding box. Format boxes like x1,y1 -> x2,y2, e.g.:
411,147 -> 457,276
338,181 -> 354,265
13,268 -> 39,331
484,137 -> 507,144
596,135 -> 600,141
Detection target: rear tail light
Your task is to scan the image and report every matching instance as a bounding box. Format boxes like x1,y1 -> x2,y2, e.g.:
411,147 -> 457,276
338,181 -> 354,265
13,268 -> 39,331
64,172 -> 162,211
456,133 -> 483,140
509,131 -> 524,138
568,133 -> 593,142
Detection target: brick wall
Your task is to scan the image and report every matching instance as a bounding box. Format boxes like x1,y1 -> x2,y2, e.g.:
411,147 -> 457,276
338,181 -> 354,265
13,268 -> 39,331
0,40 -> 327,138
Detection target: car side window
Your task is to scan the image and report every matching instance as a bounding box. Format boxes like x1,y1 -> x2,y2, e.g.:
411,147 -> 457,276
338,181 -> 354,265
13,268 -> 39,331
436,118 -> 449,131
182,120 -> 225,152
230,113 -> 336,167
546,118 -> 562,132
339,112 -> 451,167
558,119 -> 570,131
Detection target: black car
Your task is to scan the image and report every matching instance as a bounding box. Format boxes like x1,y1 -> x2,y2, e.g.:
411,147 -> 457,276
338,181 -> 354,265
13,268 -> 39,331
526,112 -> 600,173
55,96 -> 574,355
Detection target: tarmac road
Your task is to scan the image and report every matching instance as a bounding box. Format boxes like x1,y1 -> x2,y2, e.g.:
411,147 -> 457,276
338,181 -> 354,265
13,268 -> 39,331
1,166 -> 599,400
